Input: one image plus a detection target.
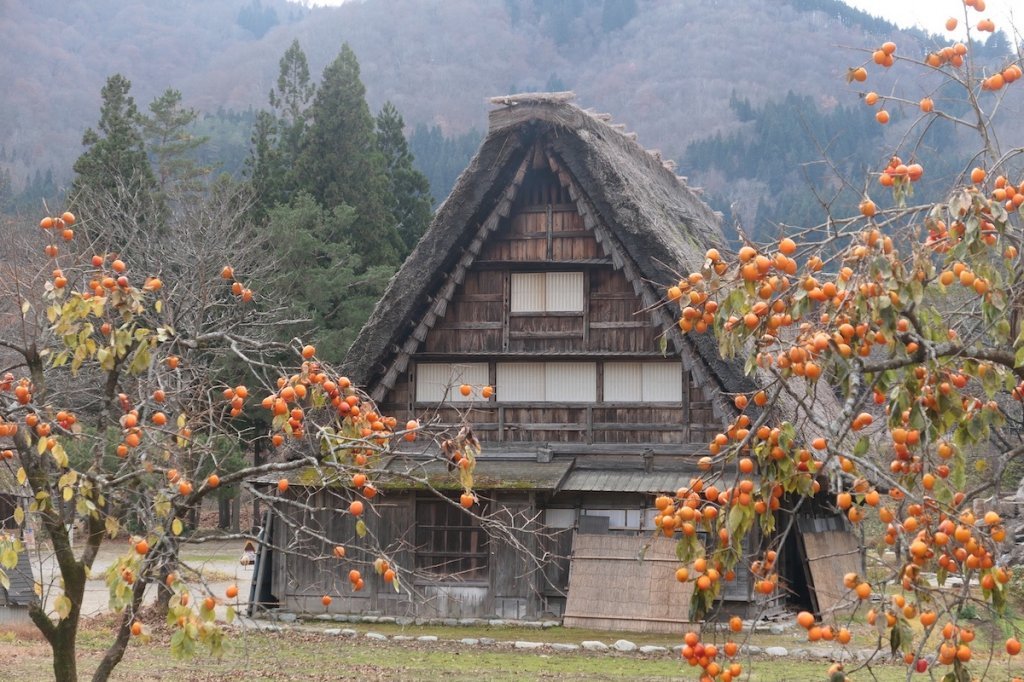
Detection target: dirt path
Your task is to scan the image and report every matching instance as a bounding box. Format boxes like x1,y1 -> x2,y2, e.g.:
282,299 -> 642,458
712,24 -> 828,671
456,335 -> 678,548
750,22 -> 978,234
24,537 -> 254,620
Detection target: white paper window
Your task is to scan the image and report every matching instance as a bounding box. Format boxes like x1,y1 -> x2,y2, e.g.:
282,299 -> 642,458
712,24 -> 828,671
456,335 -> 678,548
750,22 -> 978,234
510,272 -> 584,313
546,272 -> 585,312
642,363 -> 683,401
510,273 -> 545,312
415,363 -> 489,402
582,509 -> 635,530
496,362 -> 545,401
603,362 -> 682,402
496,362 -> 596,402
603,362 -> 643,401
546,362 -> 596,402
544,508 -> 576,529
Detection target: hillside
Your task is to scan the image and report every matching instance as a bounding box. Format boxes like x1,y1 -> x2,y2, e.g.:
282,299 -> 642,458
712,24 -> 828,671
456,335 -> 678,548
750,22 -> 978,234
2,0 -> 1020,234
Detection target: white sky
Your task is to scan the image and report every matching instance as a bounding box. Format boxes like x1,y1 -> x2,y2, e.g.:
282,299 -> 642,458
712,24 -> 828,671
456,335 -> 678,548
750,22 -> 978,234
842,0 -> 1018,37
301,0 -> 1020,40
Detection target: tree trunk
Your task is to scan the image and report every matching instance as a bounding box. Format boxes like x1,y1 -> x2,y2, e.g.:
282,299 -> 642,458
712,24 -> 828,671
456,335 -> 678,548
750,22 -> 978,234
218,495 -> 230,529
27,497 -> 87,682
91,579 -> 147,682
51,625 -> 79,682
153,572 -> 173,619
231,492 -> 241,533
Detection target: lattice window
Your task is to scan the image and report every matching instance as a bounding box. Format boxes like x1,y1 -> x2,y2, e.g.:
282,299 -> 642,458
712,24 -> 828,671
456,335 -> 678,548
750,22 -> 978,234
415,363 -> 489,402
415,497 -> 489,581
603,362 -> 683,402
496,362 -> 596,402
510,272 -> 584,313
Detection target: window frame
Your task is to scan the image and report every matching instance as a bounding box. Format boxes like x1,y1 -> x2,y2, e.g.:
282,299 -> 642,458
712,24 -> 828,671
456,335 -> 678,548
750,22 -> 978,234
414,496 -> 490,584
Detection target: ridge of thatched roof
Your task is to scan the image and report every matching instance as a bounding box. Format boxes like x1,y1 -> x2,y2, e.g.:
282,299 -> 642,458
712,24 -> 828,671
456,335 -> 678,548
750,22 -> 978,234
343,93 -> 752,414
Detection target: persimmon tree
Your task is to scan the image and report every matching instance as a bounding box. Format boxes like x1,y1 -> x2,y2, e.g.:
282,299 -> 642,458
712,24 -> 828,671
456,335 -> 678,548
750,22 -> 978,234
661,5 -> 1024,682
0,198 -> 515,682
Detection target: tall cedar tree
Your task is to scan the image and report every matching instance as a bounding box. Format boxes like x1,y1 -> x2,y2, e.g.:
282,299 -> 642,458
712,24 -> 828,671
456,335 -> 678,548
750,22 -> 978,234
142,88 -> 210,199
376,102 -> 433,254
295,44 -> 401,266
269,39 -> 315,166
71,74 -> 162,244
248,40 -> 315,220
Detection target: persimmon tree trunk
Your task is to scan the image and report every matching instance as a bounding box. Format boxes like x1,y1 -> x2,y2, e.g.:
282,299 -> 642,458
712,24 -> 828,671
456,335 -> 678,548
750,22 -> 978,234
26,511 -> 86,682
91,579 -> 147,682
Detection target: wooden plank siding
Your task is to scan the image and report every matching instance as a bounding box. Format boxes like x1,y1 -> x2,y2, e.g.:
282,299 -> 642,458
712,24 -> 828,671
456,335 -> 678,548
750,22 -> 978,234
380,172 -> 723,446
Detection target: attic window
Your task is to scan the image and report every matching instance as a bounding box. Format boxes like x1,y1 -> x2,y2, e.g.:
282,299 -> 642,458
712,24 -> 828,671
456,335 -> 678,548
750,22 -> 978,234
510,272 -> 584,313
415,363 -> 489,403
603,362 -> 683,402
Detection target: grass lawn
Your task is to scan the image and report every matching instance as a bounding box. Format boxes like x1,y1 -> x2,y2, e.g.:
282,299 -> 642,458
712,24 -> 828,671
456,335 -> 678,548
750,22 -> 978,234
4,619 -> 1023,681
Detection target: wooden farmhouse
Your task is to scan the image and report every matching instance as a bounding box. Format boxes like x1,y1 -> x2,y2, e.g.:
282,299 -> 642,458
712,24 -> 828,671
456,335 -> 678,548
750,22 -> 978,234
258,93 -> 858,632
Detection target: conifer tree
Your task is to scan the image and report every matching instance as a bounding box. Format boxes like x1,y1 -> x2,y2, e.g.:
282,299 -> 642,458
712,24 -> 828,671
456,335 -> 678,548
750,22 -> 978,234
375,102 -> 433,255
248,40 -> 315,218
71,74 -> 161,244
143,88 -> 210,200
295,43 -> 400,265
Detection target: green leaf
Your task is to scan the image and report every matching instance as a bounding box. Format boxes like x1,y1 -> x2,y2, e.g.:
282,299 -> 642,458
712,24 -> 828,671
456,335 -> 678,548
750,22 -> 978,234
225,605 -> 235,624
355,519 -> 367,538
0,571 -> 8,591
853,436 -> 869,457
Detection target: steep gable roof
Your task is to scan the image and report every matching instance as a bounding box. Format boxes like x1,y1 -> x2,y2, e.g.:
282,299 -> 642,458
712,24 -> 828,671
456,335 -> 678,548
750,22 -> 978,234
344,92 -> 752,416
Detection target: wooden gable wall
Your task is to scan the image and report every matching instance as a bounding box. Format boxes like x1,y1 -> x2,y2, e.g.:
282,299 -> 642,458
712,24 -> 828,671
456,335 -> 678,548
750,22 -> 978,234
379,163 -> 723,446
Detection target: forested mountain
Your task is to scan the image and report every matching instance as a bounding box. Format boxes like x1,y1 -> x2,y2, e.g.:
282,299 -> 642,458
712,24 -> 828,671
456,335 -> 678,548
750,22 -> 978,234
1,0 -> 1020,236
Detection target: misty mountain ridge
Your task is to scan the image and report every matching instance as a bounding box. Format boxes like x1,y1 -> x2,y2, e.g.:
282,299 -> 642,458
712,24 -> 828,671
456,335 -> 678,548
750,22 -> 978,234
1,0 -> 1019,237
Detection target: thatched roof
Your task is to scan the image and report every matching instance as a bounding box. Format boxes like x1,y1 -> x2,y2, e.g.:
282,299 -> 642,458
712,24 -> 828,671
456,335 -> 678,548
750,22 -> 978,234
344,92 -> 753,415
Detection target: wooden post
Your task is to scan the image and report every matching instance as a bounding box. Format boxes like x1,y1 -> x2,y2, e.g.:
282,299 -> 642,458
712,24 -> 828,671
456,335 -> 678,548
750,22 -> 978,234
546,204 -> 553,260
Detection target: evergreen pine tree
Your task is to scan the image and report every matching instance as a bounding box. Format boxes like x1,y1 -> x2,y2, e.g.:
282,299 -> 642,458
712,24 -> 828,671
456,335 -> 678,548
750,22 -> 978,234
264,193 -> 394,363
71,74 -> 161,244
248,40 -> 315,217
143,88 -> 210,200
375,102 -> 433,255
245,110 -> 282,220
295,43 -> 400,265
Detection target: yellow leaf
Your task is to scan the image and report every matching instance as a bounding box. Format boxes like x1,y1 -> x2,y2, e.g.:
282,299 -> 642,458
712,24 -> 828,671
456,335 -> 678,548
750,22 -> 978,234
16,468 -> 26,485
155,299 -> 163,314
52,444 -> 69,468
13,507 -> 24,526
55,595 -> 71,619
172,518 -> 183,536
62,486 -> 73,502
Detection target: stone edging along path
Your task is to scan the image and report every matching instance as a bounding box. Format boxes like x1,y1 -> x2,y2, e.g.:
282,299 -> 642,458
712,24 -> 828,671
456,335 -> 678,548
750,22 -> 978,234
237,615 -> 884,664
